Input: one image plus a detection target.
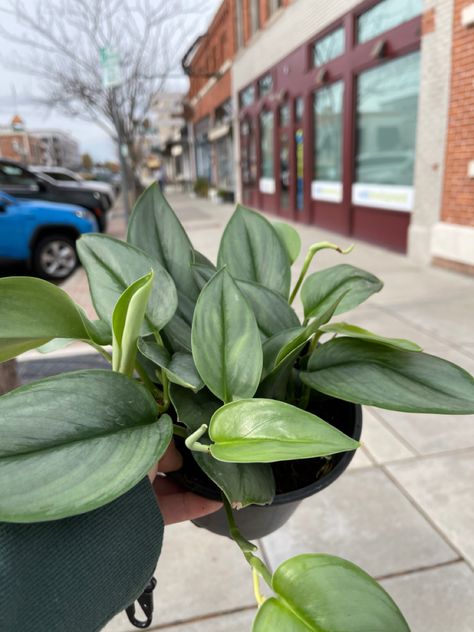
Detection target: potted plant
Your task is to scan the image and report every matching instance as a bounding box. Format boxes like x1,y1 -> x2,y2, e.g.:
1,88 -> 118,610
1,184 -> 473,631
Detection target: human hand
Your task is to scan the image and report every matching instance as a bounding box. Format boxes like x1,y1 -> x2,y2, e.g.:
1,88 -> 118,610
148,442 -> 222,525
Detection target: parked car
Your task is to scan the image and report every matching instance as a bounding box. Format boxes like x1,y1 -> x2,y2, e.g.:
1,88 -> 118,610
0,160 -> 108,231
91,167 -> 122,195
29,166 -> 116,209
0,191 -> 97,281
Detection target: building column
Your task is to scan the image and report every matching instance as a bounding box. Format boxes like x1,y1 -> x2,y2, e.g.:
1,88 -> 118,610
408,0 -> 455,265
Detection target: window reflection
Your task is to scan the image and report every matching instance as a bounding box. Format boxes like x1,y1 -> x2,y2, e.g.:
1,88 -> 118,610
279,132 -> 289,208
358,0 -> 422,44
313,28 -> 345,66
356,52 -> 420,186
260,109 -> 274,179
314,81 -> 344,181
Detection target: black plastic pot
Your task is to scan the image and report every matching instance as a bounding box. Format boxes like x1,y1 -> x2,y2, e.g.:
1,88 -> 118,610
172,394 -> 362,540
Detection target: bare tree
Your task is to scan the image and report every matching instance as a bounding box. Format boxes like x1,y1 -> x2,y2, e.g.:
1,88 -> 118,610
0,0 -> 215,198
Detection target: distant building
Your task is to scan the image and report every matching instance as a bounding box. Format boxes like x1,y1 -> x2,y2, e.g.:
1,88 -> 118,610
183,0 -> 237,198
29,129 -> 80,169
0,115 -> 43,164
148,92 -> 193,187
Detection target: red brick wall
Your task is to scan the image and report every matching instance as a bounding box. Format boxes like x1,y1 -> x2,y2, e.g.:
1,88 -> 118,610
441,0 -> 474,226
193,70 -> 232,121
188,0 -> 236,104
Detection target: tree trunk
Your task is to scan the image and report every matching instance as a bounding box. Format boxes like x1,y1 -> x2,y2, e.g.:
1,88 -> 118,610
0,360 -> 19,395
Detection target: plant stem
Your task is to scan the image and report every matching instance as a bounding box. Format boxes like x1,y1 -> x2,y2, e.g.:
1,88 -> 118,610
252,568 -> 266,606
289,241 -> 353,305
135,361 -> 160,397
85,340 -> 112,364
161,369 -> 170,410
184,424 -> 210,453
172,423 -> 188,438
222,496 -> 273,591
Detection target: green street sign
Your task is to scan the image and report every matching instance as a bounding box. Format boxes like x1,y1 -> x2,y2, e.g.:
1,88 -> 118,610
99,47 -> 121,88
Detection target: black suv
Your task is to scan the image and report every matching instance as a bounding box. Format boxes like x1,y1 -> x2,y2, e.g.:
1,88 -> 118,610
0,160 -> 109,231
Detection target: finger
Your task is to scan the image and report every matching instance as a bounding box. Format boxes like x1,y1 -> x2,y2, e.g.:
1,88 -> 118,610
152,476 -> 185,496
155,486 -> 223,525
147,441 -> 184,482
158,441 -> 183,473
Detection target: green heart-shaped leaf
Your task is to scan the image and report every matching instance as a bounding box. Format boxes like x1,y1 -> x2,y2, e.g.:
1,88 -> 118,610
191,268 -> 263,402
301,264 -> 383,320
0,370 -> 172,522
192,262 -> 216,290
0,276 -> 102,362
138,338 -> 203,392
253,554 -> 410,632
320,322 -> 422,351
237,280 -> 300,339
274,295 -> 346,368
193,450 -> 275,509
302,338 -> 474,414
169,384 -> 221,432
162,289 -> 195,352
127,183 -> 199,300
209,399 -> 358,462
217,205 -> 291,298
112,272 -> 154,376
272,221 -> 301,264
261,327 -> 306,380
77,234 -> 177,333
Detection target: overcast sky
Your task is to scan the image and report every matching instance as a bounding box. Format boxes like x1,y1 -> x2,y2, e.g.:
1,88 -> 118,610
0,0 -> 220,161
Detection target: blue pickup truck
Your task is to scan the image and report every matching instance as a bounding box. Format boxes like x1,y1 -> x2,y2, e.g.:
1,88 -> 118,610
0,192 -> 97,281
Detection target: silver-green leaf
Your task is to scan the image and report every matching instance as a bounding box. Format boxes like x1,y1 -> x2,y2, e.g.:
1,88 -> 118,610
0,370 -> 172,522
77,233 -> 177,333
191,268 -> 263,402
217,204 -> 291,298
302,338 -> 474,414
301,264 -> 383,320
0,276 -> 102,362
209,399 -> 358,462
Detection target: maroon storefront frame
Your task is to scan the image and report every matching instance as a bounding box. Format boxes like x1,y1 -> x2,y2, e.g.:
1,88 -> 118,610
238,0 -> 422,252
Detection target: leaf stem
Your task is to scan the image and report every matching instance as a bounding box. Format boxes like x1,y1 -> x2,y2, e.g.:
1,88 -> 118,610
172,423 -> 188,438
222,496 -> 273,591
135,361 -> 160,398
252,568 -> 266,606
289,241 -> 353,305
85,340 -> 112,363
184,424 -> 210,453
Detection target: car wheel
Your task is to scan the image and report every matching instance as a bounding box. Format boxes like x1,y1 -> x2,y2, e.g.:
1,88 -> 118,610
32,234 -> 78,282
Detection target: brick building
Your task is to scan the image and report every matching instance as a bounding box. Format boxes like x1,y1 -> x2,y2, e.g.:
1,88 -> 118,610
197,0 -> 471,270
183,0 -> 237,196
0,116 -> 43,164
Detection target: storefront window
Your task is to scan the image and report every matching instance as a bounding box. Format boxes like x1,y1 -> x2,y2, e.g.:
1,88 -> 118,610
241,119 -> 257,185
314,81 -> 344,182
279,102 -> 290,127
240,85 -> 255,108
279,131 -> 289,208
295,96 -> 304,122
259,73 -> 273,97
312,27 -> 345,67
260,109 -> 274,179
355,52 -> 420,187
358,0 -> 422,44
216,135 -> 234,189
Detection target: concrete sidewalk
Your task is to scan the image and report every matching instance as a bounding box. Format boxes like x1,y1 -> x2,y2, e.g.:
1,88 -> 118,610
25,193 -> 474,631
